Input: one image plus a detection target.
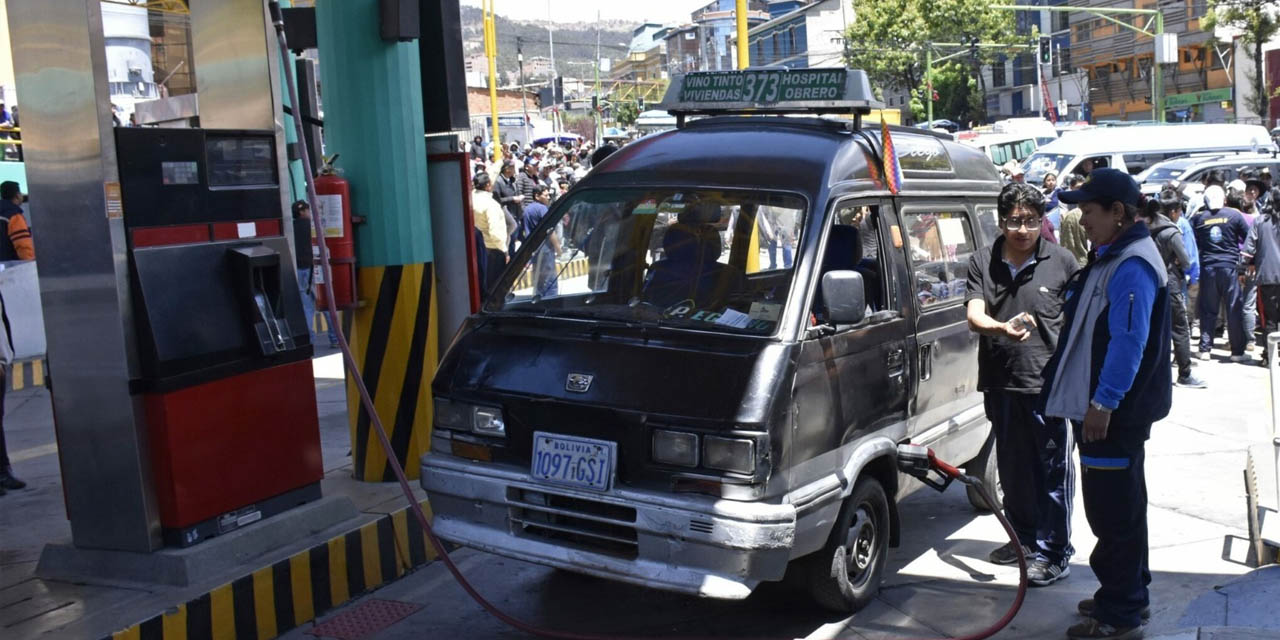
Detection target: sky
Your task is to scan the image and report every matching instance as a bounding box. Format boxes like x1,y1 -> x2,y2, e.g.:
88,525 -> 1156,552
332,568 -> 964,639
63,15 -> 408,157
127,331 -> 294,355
459,0 -> 701,26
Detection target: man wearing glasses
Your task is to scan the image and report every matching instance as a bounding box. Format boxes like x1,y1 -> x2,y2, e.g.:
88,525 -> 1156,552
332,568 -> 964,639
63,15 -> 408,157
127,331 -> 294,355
965,182 -> 1081,586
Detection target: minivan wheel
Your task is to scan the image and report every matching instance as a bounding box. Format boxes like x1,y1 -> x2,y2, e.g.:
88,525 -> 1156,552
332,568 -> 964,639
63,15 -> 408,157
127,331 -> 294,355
803,477 -> 890,613
964,432 -> 1003,511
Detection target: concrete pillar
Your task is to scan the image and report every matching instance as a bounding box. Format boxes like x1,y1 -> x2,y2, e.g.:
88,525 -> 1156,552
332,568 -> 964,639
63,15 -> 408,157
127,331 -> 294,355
316,0 -> 436,482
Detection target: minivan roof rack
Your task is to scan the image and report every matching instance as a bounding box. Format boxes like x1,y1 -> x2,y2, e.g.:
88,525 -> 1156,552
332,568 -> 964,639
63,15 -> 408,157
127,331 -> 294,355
657,68 -> 884,130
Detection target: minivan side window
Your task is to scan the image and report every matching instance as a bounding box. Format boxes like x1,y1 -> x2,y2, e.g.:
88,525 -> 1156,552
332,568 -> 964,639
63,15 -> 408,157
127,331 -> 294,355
901,210 -> 977,309
811,203 -> 889,319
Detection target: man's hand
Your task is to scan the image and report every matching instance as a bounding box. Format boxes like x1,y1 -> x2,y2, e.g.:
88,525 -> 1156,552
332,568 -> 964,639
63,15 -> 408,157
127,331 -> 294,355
1247,264 -> 1258,279
514,195 -> 525,204
1082,405 -> 1111,443
1000,313 -> 1036,342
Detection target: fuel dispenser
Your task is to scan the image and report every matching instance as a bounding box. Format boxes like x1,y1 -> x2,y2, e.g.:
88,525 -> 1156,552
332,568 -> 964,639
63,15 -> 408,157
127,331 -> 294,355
115,127 -> 324,547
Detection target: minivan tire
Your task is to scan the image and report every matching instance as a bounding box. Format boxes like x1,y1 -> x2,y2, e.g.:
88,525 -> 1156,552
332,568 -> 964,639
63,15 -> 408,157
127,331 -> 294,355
964,431 -> 1003,511
803,477 -> 890,613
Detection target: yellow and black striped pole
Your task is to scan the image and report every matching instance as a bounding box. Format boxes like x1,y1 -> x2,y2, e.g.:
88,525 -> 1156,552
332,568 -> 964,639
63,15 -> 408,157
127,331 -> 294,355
316,2 -> 438,481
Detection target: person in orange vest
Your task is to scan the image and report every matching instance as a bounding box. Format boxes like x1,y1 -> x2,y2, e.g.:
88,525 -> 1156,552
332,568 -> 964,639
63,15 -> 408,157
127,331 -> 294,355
0,182 -> 32,261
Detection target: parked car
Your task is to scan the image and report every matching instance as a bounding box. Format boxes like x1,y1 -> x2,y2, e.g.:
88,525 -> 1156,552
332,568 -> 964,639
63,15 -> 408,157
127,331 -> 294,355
1134,152 -> 1280,195
1021,123 -> 1277,185
421,69 -> 1002,614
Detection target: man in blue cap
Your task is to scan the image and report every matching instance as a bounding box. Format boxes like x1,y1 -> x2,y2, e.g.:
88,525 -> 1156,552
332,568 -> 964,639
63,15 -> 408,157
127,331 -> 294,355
1041,168 -> 1171,639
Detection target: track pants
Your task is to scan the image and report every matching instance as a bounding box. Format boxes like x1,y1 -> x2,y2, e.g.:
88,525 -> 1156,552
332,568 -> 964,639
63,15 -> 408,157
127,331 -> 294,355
1198,266 -> 1245,355
1077,427 -> 1150,629
984,391 -> 1074,564
1259,284 -> 1280,360
1169,289 -> 1193,378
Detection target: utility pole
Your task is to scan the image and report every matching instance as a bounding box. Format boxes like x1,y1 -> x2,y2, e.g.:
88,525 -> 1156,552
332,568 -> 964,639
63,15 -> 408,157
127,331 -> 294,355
547,0 -> 557,134
484,0 -> 501,163
518,36 -> 530,146
926,44 -> 933,126
736,0 -> 749,69
595,10 -> 602,146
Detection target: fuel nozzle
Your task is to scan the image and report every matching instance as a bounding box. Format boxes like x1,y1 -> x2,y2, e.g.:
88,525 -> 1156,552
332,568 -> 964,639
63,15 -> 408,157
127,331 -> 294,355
896,443 -> 963,493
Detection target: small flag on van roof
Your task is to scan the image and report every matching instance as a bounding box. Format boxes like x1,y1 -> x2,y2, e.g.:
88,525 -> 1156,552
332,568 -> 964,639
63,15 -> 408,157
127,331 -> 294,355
881,119 -> 903,195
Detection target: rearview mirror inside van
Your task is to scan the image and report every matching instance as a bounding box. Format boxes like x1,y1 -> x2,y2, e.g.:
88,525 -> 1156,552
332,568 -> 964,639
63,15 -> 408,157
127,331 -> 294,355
821,270 -> 866,326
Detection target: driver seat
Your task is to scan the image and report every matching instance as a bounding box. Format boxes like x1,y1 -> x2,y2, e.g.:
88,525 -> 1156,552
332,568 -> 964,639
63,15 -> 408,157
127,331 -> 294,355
642,224 -> 741,308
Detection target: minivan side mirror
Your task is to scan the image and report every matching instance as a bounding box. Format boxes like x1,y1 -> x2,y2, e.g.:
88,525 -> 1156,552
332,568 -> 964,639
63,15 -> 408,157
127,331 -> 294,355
821,270 -> 866,326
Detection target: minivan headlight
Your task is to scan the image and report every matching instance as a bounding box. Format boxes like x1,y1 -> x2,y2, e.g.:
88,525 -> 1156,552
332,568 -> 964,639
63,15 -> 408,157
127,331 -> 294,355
703,436 -> 755,474
652,429 -> 698,467
434,397 -> 505,437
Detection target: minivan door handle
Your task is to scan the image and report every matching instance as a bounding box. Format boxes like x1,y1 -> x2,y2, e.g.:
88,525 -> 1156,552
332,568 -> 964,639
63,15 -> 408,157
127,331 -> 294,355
919,343 -> 934,381
886,348 -> 904,371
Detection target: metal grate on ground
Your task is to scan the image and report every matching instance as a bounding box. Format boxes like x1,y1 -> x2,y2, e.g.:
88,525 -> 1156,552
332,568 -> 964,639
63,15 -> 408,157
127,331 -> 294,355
305,599 -> 423,640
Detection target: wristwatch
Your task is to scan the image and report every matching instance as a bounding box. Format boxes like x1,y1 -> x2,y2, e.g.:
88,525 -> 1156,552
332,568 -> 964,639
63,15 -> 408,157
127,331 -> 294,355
1089,399 -> 1113,414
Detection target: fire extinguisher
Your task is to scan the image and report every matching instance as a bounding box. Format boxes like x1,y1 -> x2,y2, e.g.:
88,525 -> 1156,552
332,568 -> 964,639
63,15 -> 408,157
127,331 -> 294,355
313,154 -> 357,310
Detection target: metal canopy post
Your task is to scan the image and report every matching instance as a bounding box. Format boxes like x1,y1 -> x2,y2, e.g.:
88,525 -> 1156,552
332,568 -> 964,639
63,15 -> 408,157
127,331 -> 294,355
7,0 -> 161,551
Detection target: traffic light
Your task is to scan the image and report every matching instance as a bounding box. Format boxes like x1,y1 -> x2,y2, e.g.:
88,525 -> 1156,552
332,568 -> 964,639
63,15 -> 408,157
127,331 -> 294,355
637,97 -> 645,111
554,76 -> 564,105
1038,36 -> 1053,66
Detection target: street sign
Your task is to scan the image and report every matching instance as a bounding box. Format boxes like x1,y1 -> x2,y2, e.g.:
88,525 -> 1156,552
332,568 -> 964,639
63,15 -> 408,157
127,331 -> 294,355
659,68 -> 882,115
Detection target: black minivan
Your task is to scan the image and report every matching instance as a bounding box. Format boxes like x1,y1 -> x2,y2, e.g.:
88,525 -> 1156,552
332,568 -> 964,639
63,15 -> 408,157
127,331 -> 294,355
423,69 -> 1002,612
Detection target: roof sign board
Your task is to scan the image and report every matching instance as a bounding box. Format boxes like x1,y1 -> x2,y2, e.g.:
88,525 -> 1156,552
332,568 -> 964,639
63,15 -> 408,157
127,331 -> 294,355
659,68 -> 883,116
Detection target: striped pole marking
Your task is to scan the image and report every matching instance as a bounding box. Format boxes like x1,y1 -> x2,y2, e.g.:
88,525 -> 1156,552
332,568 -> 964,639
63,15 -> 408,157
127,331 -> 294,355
8,358 -> 46,391
512,256 -> 589,290
103,500 -> 441,640
345,263 -> 438,482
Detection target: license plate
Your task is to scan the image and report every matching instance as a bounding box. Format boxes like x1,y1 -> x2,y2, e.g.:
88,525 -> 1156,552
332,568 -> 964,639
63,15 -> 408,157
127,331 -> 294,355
531,431 -> 616,492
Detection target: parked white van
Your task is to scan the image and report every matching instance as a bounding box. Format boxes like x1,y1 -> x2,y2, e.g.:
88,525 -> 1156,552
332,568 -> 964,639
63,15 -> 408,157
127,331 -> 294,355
958,132 -> 1042,167
1021,123 -> 1277,184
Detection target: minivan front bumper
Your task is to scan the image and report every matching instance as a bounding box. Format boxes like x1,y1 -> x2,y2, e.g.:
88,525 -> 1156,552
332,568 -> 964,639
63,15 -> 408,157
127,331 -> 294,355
420,453 -> 796,599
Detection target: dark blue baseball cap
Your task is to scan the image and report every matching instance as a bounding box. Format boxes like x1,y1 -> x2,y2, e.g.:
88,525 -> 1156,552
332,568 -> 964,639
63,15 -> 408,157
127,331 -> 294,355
1057,168 -> 1141,206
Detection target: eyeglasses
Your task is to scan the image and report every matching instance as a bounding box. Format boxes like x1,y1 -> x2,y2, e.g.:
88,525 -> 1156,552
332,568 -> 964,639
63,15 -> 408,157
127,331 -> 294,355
1002,216 -> 1042,231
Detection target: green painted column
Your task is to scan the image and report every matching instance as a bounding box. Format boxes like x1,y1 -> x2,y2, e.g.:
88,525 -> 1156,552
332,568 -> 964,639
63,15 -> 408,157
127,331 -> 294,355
279,0 -> 306,204
316,0 -> 433,266
316,0 -> 437,482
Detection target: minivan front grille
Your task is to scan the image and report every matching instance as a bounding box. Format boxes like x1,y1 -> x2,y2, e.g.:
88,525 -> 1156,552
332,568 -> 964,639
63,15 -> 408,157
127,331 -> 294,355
507,487 -> 638,559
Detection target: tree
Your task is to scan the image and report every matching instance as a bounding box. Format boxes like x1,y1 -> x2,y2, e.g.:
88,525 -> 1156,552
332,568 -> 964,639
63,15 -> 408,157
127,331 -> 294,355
844,0 -> 1022,122
1205,0 -> 1280,118
614,100 -> 640,128
911,62 -> 981,124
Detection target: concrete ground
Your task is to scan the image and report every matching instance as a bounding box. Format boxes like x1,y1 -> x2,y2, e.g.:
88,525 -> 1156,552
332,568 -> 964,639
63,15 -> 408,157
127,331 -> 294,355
0,347 -> 425,640
278,348 -> 1280,640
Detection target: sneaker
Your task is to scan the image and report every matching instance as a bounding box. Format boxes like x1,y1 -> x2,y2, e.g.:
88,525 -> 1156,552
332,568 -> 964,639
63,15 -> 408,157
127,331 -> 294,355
1229,353 -> 1252,363
1076,599 -> 1151,623
1067,618 -> 1143,639
1027,557 -> 1071,586
1196,351 -> 1212,361
0,470 -> 24,491
987,541 -> 1033,565
1174,373 -> 1207,388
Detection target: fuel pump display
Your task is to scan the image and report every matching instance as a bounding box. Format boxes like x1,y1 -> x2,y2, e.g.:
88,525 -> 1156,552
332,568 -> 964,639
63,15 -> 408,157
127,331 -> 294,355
115,127 -> 323,547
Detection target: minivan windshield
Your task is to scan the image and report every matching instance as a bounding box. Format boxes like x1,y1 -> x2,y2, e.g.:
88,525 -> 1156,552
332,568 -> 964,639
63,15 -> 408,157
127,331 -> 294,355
493,188 -> 807,336
1024,152 -> 1073,184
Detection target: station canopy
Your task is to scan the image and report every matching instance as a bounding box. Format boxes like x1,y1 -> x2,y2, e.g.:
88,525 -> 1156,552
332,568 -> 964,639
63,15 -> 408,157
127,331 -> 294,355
657,68 -> 883,118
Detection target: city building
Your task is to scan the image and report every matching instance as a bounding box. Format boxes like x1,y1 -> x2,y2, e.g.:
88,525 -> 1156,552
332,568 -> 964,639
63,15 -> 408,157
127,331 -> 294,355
737,0 -> 850,69
979,0 -> 1088,123
1068,0 -> 1231,123
663,0 -> 770,74
524,55 -> 554,79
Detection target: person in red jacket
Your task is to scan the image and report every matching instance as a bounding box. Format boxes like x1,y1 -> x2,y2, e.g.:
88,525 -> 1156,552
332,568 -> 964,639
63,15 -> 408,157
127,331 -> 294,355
0,181 -> 33,261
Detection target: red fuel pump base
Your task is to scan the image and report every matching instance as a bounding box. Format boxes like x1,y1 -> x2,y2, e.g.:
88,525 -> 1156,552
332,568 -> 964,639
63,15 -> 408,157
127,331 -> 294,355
144,359 -> 325,547
268,4 -> 1026,637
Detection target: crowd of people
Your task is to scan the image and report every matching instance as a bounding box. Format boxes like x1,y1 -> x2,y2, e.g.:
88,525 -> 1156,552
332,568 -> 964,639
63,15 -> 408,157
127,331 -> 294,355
969,161 -> 1280,639
1003,161 -> 1280,384
467,135 -> 617,293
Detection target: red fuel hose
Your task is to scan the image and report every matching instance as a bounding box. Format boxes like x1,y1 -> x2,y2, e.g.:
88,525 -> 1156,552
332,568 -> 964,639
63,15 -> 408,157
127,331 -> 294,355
269,5 -> 1027,638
